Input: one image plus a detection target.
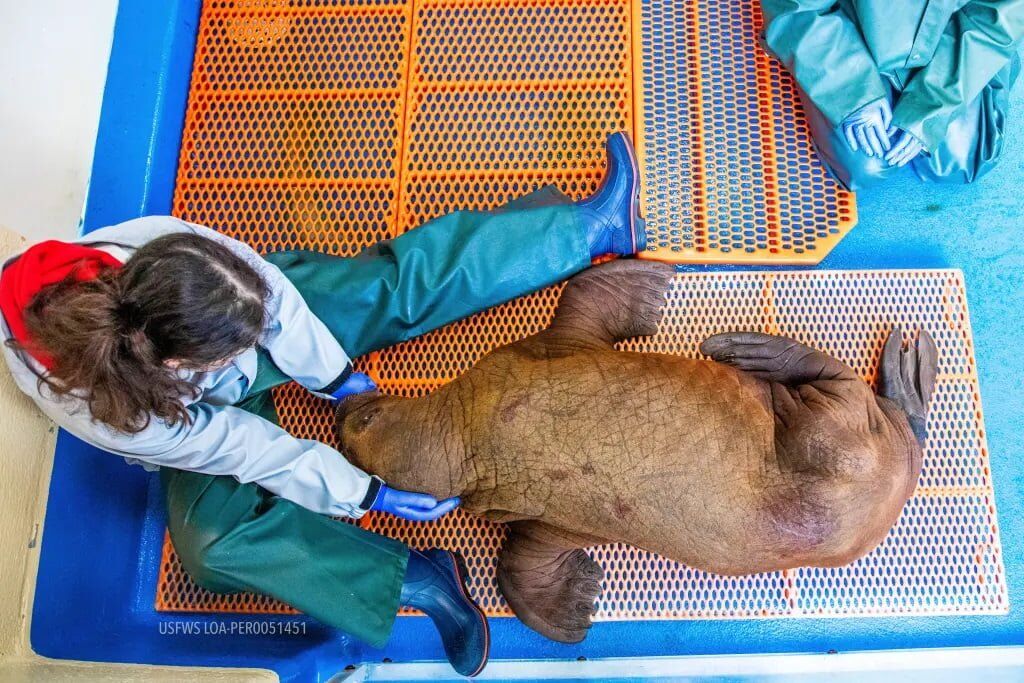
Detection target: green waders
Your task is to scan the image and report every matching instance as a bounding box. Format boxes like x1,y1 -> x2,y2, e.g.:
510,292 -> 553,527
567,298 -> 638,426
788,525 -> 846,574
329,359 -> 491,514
161,186 -> 590,647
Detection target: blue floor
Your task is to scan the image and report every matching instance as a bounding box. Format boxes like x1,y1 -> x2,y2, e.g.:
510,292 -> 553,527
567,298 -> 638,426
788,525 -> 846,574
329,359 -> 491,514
28,0 -> 1024,680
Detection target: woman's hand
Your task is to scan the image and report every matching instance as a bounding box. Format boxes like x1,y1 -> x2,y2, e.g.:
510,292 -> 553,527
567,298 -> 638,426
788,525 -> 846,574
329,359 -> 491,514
842,99 -> 892,158
330,371 -> 377,403
884,129 -> 924,167
371,484 -> 461,522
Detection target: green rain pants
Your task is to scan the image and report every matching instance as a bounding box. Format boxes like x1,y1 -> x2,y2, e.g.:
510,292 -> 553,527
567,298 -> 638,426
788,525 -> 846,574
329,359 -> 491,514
161,186 -> 591,647
801,54 -> 1021,191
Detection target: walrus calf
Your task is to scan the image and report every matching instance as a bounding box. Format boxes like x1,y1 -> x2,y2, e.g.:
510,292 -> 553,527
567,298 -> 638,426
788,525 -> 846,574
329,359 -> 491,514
336,260 -> 936,643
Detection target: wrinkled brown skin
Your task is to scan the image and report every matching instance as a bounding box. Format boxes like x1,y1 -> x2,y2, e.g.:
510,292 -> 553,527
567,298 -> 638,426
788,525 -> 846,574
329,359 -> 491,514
336,260 -> 933,643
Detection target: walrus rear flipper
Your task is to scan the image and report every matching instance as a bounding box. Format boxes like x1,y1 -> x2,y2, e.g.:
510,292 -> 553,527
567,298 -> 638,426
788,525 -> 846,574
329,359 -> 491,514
497,522 -> 604,643
700,331 -> 859,385
878,328 -> 937,445
548,259 -> 675,348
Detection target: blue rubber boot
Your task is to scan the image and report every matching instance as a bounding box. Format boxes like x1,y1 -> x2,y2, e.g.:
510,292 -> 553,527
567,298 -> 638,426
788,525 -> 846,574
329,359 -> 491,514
575,131 -> 647,257
400,549 -> 490,677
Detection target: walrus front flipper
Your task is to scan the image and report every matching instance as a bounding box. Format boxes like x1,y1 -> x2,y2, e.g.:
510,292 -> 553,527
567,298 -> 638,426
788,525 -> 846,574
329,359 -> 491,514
700,332 -> 859,385
548,259 -> 675,348
878,328 -> 937,445
496,522 -> 604,644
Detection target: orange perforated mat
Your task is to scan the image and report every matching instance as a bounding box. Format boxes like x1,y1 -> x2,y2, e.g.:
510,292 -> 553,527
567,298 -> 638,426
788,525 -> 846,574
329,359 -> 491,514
158,1 -> 1000,619
636,0 -> 856,263
157,269 -> 1007,619
175,0 -> 855,262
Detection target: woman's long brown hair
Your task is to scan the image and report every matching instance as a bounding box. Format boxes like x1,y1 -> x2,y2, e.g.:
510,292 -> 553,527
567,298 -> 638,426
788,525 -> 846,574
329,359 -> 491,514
14,233 -> 270,433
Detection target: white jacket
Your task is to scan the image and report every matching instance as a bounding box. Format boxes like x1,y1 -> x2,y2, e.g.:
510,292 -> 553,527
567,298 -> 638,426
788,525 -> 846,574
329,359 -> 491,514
0,216 -> 379,517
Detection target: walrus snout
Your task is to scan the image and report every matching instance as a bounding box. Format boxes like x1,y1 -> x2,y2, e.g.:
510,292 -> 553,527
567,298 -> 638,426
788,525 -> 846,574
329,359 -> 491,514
333,391 -> 422,485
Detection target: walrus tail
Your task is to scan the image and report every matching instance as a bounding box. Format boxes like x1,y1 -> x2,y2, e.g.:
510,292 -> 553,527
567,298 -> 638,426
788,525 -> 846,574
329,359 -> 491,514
877,328 -> 938,446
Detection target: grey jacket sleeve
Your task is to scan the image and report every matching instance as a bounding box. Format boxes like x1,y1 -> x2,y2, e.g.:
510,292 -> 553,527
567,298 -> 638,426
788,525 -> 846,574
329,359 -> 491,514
99,402 -> 380,517
1,341 -> 380,518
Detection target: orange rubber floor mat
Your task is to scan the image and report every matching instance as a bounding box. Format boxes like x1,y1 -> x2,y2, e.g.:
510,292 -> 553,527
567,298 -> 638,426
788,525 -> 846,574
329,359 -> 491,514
635,1 -> 856,264
157,269 -> 1007,619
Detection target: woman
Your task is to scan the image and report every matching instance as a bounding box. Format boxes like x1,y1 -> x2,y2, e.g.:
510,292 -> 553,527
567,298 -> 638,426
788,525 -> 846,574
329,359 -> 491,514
0,133 -> 646,677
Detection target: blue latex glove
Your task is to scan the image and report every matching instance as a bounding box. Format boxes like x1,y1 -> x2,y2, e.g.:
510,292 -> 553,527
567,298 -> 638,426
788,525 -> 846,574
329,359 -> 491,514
841,99 -> 892,158
884,129 -> 924,167
371,483 -> 460,522
330,371 -> 376,404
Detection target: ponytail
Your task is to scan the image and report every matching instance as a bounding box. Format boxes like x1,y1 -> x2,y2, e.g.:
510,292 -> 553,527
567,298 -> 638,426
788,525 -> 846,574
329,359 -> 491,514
13,233 -> 269,433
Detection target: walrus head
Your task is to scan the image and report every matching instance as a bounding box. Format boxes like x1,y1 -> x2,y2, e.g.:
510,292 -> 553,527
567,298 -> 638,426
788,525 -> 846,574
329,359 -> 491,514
334,389 -> 467,500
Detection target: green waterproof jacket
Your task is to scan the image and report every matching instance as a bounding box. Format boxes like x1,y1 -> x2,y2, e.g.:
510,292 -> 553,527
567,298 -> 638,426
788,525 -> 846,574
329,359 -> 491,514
762,0 -> 1024,152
